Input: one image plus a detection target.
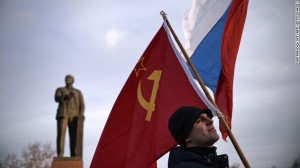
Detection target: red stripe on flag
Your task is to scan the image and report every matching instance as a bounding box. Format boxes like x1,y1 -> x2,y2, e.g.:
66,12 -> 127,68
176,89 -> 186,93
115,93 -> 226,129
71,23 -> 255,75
216,0 -> 249,140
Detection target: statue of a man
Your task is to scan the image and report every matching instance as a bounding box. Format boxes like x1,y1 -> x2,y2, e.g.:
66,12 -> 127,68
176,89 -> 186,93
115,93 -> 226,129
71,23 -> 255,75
55,74 -> 85,157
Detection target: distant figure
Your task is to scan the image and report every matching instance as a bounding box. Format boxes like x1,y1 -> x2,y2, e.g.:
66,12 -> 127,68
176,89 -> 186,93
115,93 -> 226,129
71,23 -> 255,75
55,74 -> 85,157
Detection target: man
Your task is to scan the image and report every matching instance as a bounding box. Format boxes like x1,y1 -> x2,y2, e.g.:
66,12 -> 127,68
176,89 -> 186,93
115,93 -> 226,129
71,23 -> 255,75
55,74 -> 85,157
168,106 -> 228,168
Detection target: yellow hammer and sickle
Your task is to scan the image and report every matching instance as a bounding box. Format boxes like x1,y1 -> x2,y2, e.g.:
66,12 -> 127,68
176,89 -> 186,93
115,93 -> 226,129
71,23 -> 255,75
137,70 -> 162,121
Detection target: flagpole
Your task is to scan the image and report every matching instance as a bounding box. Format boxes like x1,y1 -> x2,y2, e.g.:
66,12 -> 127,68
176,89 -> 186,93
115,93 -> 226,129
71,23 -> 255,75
160,11 -> 251,168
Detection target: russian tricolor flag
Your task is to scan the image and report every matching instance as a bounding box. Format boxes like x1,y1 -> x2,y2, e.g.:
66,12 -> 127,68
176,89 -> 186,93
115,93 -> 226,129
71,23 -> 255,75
183,0 -> 249,140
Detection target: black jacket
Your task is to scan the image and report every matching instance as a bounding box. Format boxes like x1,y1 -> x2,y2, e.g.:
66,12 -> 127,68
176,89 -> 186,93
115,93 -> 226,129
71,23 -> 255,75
168,146 -> 229,168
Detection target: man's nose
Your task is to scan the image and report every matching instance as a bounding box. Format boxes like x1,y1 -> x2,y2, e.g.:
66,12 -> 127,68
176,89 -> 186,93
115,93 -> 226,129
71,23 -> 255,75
206,118 -> 214,126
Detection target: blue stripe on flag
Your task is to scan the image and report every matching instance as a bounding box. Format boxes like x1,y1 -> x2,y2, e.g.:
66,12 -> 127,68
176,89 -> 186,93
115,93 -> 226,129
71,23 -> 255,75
190,7 -> 230,94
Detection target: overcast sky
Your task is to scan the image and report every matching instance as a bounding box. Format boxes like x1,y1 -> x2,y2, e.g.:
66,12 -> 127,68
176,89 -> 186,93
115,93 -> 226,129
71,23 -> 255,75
0,0 -> 298,168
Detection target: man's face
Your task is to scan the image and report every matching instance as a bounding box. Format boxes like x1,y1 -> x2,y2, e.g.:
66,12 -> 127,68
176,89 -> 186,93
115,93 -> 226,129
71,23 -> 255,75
186,113 -> 219,148
65,75 -> 74,85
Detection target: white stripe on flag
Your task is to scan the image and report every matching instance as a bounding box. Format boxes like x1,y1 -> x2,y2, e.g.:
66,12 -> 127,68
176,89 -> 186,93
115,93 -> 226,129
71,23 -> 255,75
182,0 -> 231,56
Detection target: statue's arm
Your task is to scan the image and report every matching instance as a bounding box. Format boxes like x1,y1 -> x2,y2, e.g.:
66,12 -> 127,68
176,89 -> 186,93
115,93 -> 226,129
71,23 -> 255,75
55,88 -> 70,102
55,88 -> 63,102
55,88 -> 75,102
79,91 -> 85,115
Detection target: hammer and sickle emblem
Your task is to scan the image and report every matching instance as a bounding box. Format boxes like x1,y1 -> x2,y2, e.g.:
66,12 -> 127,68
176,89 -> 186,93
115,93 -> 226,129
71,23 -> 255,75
137,70 -> 162,121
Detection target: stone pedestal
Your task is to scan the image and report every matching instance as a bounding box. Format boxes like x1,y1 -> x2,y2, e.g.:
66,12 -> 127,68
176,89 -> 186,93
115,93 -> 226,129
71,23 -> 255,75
51,157 -> 83,168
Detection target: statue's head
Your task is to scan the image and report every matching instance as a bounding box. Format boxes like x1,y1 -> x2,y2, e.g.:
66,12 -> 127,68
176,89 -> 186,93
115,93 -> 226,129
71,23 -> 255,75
65,74 -> 75,85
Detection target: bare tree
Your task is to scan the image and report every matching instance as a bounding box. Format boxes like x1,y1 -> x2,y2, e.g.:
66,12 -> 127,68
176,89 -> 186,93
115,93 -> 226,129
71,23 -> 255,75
230,163 -> 240,168
0,153 -> 22,168
291,154 -> 300,168
0,142 -> 54,168
21,142 -> 54,168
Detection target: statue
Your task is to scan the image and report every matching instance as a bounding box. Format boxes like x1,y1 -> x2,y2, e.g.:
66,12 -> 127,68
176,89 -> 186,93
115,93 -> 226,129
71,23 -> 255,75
55,74 -> 85,158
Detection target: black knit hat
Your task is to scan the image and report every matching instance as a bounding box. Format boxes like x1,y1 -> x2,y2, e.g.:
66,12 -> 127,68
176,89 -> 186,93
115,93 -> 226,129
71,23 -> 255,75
168,106 -> 213,147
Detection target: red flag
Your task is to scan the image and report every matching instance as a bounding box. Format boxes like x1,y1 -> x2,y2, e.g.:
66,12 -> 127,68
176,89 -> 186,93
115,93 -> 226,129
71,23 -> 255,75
90,23 -> 209,168
216,0 -> 249,140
